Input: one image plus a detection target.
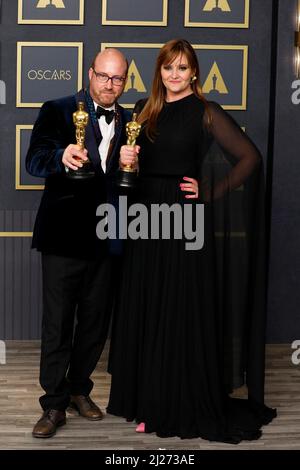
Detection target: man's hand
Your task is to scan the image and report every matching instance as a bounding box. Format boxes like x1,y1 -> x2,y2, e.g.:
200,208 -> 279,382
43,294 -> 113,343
62,144 -> 88,171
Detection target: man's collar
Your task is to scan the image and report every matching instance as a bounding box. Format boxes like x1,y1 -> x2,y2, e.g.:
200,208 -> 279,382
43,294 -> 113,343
93,101 -> 115,112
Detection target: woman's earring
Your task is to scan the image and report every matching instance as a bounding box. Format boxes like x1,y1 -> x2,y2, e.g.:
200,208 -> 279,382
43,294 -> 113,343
191,76 -> 197,83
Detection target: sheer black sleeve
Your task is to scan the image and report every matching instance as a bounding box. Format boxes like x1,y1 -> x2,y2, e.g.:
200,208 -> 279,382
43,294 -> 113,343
202,101 -> 262,200
200,101 -> 270,408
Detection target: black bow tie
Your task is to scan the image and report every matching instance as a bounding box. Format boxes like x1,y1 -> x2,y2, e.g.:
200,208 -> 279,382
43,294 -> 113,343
96,106 -> 115,124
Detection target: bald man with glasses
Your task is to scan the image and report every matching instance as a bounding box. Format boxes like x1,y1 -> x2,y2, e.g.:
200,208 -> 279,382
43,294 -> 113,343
26,48 -> 131,438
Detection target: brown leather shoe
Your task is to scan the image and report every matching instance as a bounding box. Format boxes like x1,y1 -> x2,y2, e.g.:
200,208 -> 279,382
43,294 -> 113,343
69,395 -> 103,421
32,409 -> 66,438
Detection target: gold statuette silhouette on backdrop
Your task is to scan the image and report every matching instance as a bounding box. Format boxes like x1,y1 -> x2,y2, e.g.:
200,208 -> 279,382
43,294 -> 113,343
36,0 -> 65,8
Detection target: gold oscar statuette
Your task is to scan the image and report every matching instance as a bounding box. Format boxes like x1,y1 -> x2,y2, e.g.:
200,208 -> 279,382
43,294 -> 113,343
116,113 -> 141,188
66,101 -> 95,180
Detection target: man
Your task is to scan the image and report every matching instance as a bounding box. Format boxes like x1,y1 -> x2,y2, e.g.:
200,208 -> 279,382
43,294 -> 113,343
26,48 -> 130,438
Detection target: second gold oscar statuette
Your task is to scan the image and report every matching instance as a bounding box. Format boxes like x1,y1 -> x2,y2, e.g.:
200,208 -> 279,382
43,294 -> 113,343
116,113 -> 141,188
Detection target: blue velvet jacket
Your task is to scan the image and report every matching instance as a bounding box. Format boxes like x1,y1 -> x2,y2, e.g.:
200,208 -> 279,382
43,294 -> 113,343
26,89 -> 131,259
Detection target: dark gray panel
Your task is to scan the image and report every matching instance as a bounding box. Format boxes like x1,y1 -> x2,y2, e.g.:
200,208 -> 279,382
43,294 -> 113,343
22,0 -> 82,21
20,44 -> 81,105
106,0 -> 165,22
117,45 -> 247,108
196,48 -> 246,107
188,0 -> 248,23
0,210 -> 42,340
19,128 -> 44,186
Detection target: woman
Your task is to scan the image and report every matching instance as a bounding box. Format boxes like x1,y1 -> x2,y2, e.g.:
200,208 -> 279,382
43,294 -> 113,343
107,39 -> 276,443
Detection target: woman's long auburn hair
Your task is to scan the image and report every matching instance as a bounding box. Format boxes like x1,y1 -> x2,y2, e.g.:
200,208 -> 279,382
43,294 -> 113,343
137,39 -> 207,141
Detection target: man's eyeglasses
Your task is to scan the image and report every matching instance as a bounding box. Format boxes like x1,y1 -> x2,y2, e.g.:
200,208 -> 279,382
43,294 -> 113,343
92,69 -> 126,86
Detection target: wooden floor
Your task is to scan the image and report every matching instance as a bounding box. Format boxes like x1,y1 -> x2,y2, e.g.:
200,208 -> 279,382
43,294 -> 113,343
0,342 -> 299,450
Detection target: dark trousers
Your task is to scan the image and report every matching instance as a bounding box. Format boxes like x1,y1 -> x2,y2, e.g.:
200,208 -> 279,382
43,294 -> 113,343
39,253 -> 114,411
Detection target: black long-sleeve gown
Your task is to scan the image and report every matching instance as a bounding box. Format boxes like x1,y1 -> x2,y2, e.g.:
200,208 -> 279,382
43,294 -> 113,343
107,94 -> 276,443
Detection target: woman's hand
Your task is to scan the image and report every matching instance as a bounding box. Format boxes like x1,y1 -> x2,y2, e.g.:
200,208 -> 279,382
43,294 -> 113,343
180,176 -> 199,199
119,145 -> 140,170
